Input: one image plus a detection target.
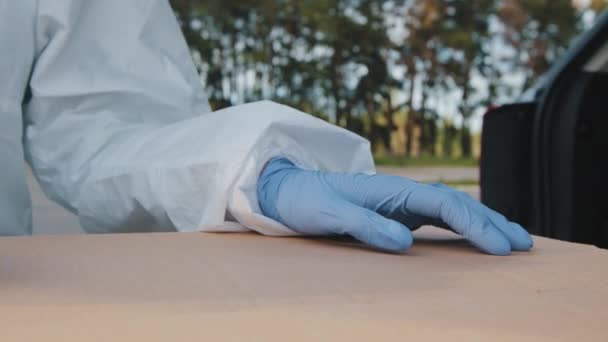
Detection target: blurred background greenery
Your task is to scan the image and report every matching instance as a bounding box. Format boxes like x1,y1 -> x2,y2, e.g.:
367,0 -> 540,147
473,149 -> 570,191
169,0 -> 607,165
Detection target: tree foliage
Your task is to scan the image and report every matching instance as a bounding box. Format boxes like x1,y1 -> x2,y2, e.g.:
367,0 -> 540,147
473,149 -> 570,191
170,0 -> 605,157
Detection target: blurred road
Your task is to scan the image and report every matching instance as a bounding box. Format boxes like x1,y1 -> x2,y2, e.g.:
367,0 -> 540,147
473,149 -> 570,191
28,166 -> 480,235
376,166 -> 478,183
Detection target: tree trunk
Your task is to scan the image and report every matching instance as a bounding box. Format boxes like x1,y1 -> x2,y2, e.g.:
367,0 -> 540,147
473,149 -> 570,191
405,62 -> 417,157
366,95 -> 376,148
460,120 -> 472,158
332,76 -> 343,127
418,82 -> 428,156
334,96 -> 342,127
443,123 -> 456,158
429,121 -> 437,156
344,102 -> 353,132
330,53 -> 343,127
459,64 -> 473,158
383,94 -> 395,153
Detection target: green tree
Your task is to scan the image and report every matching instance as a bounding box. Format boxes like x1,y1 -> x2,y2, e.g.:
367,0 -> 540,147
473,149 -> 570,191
170,0 -> 596,159
397,0 -> 446,156
440,0 -> 495,158
497,0 -> 581,88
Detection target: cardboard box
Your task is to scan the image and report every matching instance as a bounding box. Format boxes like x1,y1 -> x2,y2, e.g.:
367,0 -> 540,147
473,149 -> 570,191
2,227 -> 607,341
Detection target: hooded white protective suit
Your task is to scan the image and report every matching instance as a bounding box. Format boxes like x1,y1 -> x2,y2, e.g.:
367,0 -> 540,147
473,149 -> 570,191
0,0 -> 375,236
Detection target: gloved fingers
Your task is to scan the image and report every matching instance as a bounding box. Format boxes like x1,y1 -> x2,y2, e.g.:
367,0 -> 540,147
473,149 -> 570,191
321,172 -> 436,229
320,172 -> 419,212
323,198 -> 414,253
406,184 -> 513,255
492,221 -> 533,251
430,183 -> 533,251
455,192 -> 532,251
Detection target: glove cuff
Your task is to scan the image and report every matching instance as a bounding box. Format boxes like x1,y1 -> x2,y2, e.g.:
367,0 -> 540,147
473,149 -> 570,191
257,158 -> 298,224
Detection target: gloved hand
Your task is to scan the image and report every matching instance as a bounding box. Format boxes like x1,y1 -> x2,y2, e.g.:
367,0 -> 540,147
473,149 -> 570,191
257,158 -> 533,255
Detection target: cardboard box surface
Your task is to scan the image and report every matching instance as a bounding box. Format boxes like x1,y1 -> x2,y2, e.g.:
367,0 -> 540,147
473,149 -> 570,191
1,227 -> 607,341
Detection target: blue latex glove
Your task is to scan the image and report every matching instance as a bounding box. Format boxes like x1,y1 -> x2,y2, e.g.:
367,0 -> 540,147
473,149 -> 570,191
258,158 -> 533,255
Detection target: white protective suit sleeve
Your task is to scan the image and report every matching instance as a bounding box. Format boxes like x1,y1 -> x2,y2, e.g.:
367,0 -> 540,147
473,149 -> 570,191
23,0 -> 375,235
0,0 -> 36,235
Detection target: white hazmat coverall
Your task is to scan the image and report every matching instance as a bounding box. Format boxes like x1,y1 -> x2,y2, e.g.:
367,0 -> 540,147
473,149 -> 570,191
0,0 -> 374,236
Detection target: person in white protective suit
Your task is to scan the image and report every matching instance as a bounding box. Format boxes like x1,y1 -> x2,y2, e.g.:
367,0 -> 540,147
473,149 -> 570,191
0,0 -> 534,255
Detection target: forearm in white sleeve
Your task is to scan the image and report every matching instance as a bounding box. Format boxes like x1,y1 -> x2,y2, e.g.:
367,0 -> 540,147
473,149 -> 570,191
24,0 -> 375,235
0,0 -> 37,235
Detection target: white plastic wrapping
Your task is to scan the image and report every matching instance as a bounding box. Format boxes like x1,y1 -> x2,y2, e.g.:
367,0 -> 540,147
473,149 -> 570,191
1,0 -> 375,236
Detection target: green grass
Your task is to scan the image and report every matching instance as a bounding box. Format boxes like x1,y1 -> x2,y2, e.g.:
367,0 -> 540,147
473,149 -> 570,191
374,155 -> 479,168
437,179 -> 480,187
